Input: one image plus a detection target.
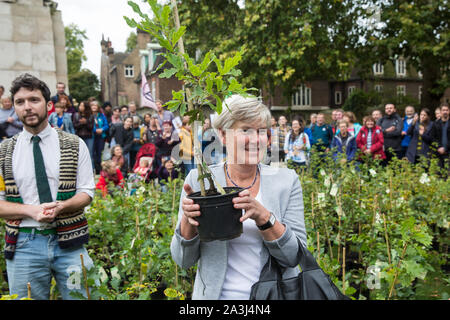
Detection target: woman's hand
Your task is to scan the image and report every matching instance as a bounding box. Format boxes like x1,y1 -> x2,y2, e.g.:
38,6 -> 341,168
180,184 -> 200,239
232,189 -> 270,226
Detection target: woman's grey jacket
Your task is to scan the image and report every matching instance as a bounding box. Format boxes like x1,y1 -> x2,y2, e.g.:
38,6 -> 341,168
170,162 -> 307,300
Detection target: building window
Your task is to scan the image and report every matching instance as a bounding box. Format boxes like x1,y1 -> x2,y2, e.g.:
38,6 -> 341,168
397,85 -> 406,96
374,84 -> 383,93
125,65 -> 134,78
348,86 -> 356,96
418,86 -> 422,102
335,91 -> 342,105
373,63 -> 384,75
292,85 -> 311,107
396,58 -> 406,77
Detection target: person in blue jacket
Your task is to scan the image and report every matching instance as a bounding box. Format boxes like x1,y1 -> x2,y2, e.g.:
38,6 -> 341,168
91,100 -> 109,174
400,105 -> 416,159
48,102 -> 75,134
331,120 -> 357,163
310,113 -> 334,152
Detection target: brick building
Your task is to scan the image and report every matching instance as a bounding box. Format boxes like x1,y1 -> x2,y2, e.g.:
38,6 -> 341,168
268,57 -> 424,121
100,28 -> 161,108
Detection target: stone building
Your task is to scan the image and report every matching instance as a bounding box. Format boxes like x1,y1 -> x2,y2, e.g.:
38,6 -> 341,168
0,0 -> 68,95
100,28 -> 164,108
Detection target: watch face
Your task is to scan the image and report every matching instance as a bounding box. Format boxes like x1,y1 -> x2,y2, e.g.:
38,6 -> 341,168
269,213 -> 276,225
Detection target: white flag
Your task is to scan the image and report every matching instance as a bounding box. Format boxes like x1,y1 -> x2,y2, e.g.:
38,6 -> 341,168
140,71 -> 157,110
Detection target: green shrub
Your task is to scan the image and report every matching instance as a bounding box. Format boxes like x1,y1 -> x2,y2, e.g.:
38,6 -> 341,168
1,154 -> 448,300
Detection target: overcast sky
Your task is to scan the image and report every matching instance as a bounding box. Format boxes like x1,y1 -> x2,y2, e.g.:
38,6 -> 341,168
55,0 -> 148,78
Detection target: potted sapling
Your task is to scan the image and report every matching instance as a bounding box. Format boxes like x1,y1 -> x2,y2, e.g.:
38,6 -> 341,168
125,0 -> 255,241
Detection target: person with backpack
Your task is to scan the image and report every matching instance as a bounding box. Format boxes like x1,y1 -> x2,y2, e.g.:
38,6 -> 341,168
378,103 -> 403,165
331,120 -> 357,164
310,113 -> 333,153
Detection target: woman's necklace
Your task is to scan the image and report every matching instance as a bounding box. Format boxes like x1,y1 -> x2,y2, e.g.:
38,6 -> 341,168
224,162 -> 260,190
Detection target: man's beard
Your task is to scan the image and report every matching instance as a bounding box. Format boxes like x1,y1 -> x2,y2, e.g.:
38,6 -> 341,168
20,110 -> 47,128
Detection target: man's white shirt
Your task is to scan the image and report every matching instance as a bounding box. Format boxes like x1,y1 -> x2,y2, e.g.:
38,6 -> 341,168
0,124 -> 95,229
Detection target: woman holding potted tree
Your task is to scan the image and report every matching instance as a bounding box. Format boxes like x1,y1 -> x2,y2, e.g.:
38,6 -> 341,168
171,95 -> 307,300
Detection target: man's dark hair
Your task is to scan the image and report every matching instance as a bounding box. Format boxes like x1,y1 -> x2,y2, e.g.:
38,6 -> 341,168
10,73 -> 51,104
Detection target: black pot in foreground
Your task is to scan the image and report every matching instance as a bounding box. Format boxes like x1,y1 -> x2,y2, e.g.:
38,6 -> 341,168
187,187 -> 244,242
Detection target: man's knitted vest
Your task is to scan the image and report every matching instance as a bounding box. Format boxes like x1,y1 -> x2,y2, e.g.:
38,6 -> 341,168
0,130 -> 89,260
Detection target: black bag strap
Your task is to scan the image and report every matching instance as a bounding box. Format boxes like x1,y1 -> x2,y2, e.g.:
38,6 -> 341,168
297,239 -> 321,272
259,238 -> 320,281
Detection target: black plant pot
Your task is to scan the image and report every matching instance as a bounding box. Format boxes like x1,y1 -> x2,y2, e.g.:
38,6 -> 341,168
187,187 -> 244,242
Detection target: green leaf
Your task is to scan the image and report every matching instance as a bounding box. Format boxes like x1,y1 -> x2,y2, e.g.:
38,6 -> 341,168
206,102 -> 217,112
184,54 -> 201,77
172,89 -> 185,101
160,67 -> 178,79
180,102 -> 187,116
213,95 -> 222,114
123,16 -> 138,28
165,53 -> 184,70
205,77 -> 214,94
158,38 -> 173,52
160,5 -> 171,28
200,51 -> 213,72
171,26 -> 186,47
128,1 -> 144,17
214,58 -> 224,75
227,77 -> 242,92
215,78 -> 224,92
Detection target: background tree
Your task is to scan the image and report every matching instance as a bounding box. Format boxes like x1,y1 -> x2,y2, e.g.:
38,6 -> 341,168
65,23 -> 88,75
177,0 -> 370,106
367,0 -> 449,110
68,69 -> 101,102
126,31 -> 138,52
177,0 -> 243,60
65,23 -> 100,102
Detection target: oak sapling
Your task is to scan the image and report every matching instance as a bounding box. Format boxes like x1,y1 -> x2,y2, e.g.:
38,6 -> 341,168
125,0 -> 254,197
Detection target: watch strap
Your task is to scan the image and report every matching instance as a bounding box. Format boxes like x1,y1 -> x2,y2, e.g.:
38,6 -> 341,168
257,212 -> 276,231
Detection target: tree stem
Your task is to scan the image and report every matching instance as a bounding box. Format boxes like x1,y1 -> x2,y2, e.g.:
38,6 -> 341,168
171,0 -> 206,196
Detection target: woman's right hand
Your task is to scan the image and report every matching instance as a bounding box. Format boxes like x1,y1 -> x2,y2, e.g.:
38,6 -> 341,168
180,184 -> 200,239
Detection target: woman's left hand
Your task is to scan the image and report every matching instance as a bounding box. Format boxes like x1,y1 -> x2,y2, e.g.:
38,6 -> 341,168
232,189 -> 271,226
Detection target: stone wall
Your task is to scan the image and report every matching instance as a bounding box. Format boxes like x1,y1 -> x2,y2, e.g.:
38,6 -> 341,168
0,0 -> 67,96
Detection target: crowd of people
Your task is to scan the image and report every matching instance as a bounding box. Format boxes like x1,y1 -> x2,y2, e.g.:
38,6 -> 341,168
1,81 -> 449,197
0,74 -> 448,301
268,104 -> 450,173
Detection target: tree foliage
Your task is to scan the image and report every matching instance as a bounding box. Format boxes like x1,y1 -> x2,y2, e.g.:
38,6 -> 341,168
126,32 -> 138,53
65,23 -> 88,76
177,0 -> 243,60
68,69 -> 100,102
176,1 -> 371,104
366,0 -> 450,109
